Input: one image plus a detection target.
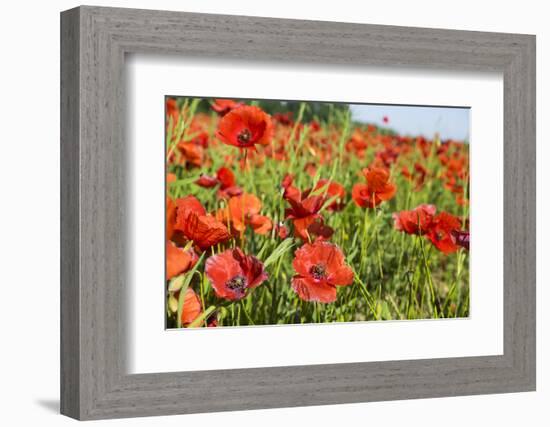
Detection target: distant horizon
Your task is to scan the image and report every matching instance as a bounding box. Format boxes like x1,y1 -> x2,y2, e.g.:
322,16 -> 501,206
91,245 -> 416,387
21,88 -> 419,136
350,104 -> 470,142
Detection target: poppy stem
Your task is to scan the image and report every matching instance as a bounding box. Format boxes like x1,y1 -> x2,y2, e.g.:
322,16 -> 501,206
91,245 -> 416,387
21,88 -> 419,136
199,273 -> 206,325
359,205 -> 370,276
372,207 -> 384,279
240,300 -> 255,325
420,237 -> 440,318
405,271 -> 415,319
353,273 -> 380,320
188,305 -> 217,328
315,302 -> 322,323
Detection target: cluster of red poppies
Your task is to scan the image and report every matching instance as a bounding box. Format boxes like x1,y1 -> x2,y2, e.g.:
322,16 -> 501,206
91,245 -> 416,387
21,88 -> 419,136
165,98 -> 469,327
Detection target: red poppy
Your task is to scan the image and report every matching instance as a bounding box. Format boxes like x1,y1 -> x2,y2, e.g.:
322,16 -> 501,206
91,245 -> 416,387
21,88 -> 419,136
194,167 -> 243,197
352,167 -> 397,208
211,99 -> 242,116
307,219 -> 334,241
166,197 -> 177,240
173,196 -> 231,250
346,129 -> 369,158
456,194 -> 468,207
166,241 -> 198,280
218,193 -> 272,236
401,162 -> 428,190
195,174 -> 219,188
282,176 -> 329,240
166,173 -> 177,185
217,167 -> 236,188
247,212 -> 273,235
275,222 -> 290,239
291,241 -> 354,303
426,212 -> 462,254
281,174 -> 301,201
283,189 -> 325,240
205,248 -> 268,301
177,141 -> 204,167
217,167 -> 242,198
166,98 -> 179,130
310,120 -> 321,132
273,112 -> 293,126
216,105 -> 273,149
382,115 -> 389,124
304,162 -> 318,177
393,204 -> 436,235
314,179 -> 346,211
180,288 -> 203,326
375,146 -> 399,168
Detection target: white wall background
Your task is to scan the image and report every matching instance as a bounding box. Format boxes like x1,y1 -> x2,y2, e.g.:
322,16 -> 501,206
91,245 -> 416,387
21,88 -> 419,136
0,0 -> 547,425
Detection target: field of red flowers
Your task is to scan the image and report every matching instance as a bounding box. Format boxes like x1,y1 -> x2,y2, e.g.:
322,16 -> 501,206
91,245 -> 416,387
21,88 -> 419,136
165,97 -> 470,328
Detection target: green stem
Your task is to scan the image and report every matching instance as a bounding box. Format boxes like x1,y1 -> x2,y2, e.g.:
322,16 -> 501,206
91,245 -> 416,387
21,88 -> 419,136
188,305 -> 217,328
354,273 -> 380,320
240,300 -> 255,325
420,237 -> 439,318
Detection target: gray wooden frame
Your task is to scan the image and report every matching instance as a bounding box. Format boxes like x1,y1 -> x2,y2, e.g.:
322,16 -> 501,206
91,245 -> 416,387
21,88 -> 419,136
60,5 -> 536,420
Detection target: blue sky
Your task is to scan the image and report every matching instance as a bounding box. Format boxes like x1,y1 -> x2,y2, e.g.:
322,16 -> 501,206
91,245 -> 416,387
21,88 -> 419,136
349,104 -> 470,142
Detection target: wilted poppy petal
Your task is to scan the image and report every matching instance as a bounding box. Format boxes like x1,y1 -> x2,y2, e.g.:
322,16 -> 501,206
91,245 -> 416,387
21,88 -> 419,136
189,214 -> 231,250
175,204 -> 230,250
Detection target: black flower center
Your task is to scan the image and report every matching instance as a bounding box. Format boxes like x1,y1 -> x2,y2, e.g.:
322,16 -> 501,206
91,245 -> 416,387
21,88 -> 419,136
226,275 -> 246,292
237,128 -> 252,145
309,264 -> 327,280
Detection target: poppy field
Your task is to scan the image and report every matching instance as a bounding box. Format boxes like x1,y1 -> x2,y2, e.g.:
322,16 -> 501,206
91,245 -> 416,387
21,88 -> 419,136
165,97 -> 470,328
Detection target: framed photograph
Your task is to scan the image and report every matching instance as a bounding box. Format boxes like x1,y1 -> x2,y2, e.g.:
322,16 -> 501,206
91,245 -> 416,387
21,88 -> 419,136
61,6 -> 536,420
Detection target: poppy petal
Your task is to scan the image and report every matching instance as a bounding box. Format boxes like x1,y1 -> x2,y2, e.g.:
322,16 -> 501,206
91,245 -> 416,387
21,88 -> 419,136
327,265 -> 354,286
291,276 -> 337,303
166,241 -> 192,280
205,251 -> 243,300
180,288 -> 203,326
166,197 -> 177,240
176,195 -> 206,216
248,214 -> 273,235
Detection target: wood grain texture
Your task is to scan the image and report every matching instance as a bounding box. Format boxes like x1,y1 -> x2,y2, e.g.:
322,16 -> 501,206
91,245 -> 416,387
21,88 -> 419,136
60,7 -> 80,419
60,5 -> 536,420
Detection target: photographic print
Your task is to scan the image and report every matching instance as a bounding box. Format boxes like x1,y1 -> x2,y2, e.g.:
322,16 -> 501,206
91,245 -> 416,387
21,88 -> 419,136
165,97 -> 470,329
